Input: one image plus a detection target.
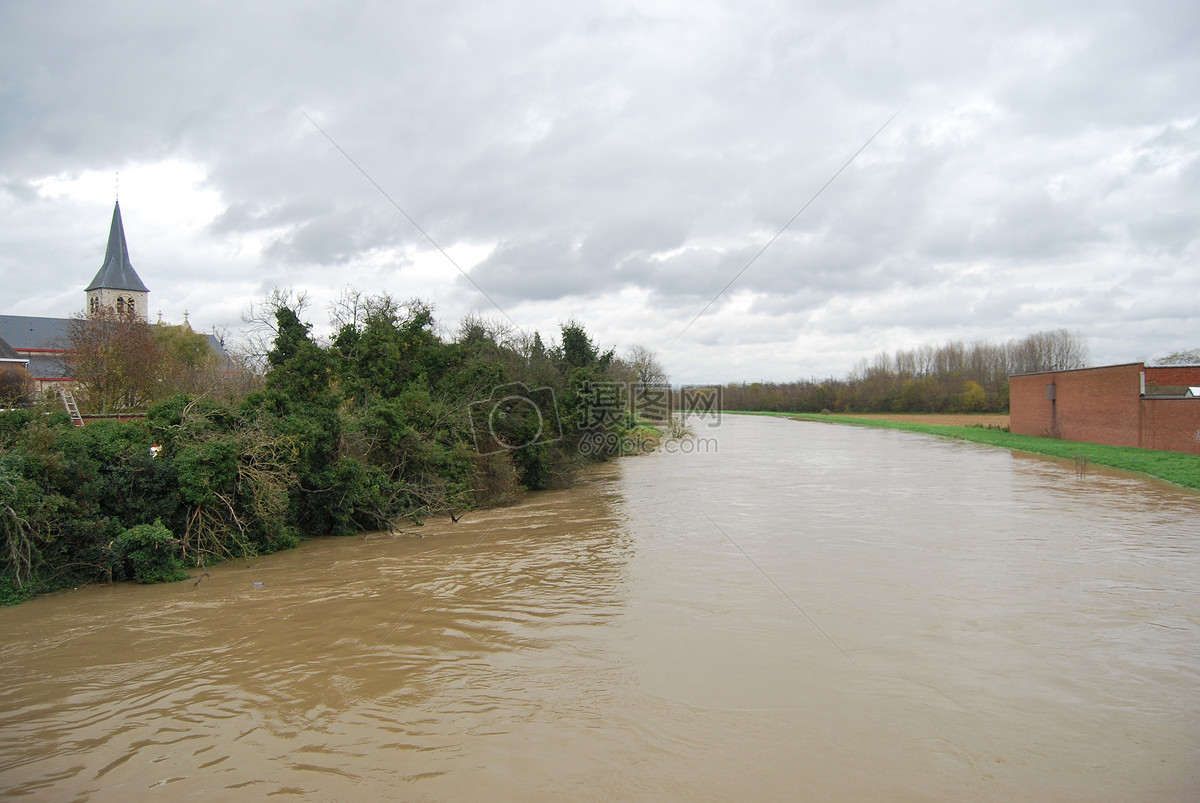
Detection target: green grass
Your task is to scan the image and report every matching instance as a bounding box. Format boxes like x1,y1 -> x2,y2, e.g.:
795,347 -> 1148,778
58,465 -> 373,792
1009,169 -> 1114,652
729,411 -> 1200,491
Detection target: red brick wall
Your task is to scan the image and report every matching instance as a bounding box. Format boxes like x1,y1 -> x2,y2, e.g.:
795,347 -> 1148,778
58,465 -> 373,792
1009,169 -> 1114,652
1011,363 -> 1200,454
1009,373 -> 1053,438
1140,399 -> 1200,453
1011,363 -> 1143,445
1008,362 -> 1137,444
1144,365 -> 1200,387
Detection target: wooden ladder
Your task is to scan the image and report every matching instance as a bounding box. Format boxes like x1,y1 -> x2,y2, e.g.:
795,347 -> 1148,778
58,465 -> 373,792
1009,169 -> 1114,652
60,389 -> 84,427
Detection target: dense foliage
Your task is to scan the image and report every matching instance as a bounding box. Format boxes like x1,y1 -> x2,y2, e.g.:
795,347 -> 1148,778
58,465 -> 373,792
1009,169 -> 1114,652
718,329 -> 1089,414
1,295 -> 634,603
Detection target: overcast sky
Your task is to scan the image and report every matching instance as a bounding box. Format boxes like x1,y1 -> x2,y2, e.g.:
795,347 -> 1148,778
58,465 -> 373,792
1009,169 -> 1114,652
1,0 -> 1196,383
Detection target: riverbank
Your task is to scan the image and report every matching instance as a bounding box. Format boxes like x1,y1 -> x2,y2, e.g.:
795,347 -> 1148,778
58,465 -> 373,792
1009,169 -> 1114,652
729,411 -> 1200,491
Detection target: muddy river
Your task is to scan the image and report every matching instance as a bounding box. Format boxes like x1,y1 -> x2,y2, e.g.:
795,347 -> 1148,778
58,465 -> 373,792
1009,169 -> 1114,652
1,415 -> 1197,800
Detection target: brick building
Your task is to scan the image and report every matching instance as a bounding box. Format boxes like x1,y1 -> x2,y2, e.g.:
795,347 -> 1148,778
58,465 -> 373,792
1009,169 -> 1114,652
1010,362 -> 1200,454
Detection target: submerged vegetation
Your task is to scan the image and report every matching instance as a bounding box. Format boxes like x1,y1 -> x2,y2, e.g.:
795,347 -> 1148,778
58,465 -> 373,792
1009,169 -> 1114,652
0,291 -> 654,604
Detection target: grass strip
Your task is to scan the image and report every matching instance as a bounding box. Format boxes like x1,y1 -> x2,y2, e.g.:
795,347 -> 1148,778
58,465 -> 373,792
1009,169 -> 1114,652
730,411 -> 1200,491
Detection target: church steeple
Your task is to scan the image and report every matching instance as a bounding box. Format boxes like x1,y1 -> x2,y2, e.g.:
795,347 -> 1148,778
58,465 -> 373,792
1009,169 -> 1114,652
86,201 -> 149,320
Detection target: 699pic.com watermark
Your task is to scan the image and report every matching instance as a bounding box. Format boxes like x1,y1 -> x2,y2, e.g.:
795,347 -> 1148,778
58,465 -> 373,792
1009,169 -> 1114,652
577,428 -> 719,457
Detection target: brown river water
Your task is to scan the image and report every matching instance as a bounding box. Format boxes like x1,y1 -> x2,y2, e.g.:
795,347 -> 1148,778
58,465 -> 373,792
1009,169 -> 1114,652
1,415 -> 1198,801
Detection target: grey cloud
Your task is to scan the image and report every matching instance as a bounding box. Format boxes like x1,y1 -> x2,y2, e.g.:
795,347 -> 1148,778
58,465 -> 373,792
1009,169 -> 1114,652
465,236 -> 608,302
2,0 -> 1198,381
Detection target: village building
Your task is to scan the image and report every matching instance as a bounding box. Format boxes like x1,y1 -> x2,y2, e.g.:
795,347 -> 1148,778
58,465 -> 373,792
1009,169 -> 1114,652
1010,362 -> 1200,455
0,200 -> 228,396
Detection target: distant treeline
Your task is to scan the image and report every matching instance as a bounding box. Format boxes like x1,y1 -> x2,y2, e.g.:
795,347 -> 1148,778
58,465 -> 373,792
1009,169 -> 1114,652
718,329 -> 1088,414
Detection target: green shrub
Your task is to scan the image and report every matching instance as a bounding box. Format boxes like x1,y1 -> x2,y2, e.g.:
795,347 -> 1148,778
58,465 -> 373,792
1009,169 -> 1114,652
115,521 -> 190,584
0,575 -> 32,606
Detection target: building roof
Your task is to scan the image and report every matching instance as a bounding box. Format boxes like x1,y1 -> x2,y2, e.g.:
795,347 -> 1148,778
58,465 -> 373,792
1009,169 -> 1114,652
0,335 -> 26,362
85,201 -> 150,293
0,315 -> 70,351
1009,362 -> 1144,378
23,353 -> 69,381
201,332 -> 232,364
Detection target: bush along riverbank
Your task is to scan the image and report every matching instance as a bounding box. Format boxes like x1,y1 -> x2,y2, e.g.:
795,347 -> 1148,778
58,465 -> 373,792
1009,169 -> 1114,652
0,296 -> 644,604
751,412 -> 1200,491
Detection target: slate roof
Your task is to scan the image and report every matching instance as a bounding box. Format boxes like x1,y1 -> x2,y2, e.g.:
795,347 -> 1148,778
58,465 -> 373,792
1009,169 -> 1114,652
201,332 -> 233,365
23,353 -> 70,381
85,201 -> 149,293
0,335 -> 26,362
0,315 -> 70,351
0,317 -> 69,380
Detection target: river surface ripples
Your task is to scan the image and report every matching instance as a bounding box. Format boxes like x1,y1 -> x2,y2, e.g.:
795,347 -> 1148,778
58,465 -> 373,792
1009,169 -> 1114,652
1,415 -> 1197,800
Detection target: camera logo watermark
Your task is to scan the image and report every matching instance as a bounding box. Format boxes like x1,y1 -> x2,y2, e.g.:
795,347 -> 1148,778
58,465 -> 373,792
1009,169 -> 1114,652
468,382 -> 563,455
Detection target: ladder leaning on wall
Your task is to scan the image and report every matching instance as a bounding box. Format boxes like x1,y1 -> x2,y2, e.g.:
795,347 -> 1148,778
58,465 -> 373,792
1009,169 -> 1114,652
59,388 -> 84,427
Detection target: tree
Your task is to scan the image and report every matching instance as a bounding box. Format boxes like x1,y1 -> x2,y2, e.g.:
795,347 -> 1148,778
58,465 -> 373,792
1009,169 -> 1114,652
266,307 -> 334,406
1009,329 -> 1089,373
177,413 -> 299,561
63,308 -> 162,412
627,344 -> 668,389
154,323 -> 220,395
561,320 -> 598,369
624,344 -> 670,422
959,381 -> 988,412
0,366 -> 34,408
240,287 -> 311,373
1150,348 -> 1200,366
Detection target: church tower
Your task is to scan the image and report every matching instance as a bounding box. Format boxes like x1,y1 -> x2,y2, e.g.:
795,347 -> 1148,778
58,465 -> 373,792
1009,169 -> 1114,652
86,200 -> 149,321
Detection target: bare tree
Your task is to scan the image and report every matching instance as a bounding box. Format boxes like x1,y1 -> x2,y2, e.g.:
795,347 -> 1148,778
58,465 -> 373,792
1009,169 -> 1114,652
0,365 -> 34,408
1008,329 -> 1088,373
240,287 -> 310,372
63,308 -> 162,412
458,312 -> 523,353
328,286 -> 369,333
627,344 -> 668,389
625,344 -> 670,421
1149,348 -> 1200,366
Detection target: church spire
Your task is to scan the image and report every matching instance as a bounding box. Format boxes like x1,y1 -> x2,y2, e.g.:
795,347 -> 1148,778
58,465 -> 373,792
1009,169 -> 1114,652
86,200 -> 149,294
85,200 -> 150,321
